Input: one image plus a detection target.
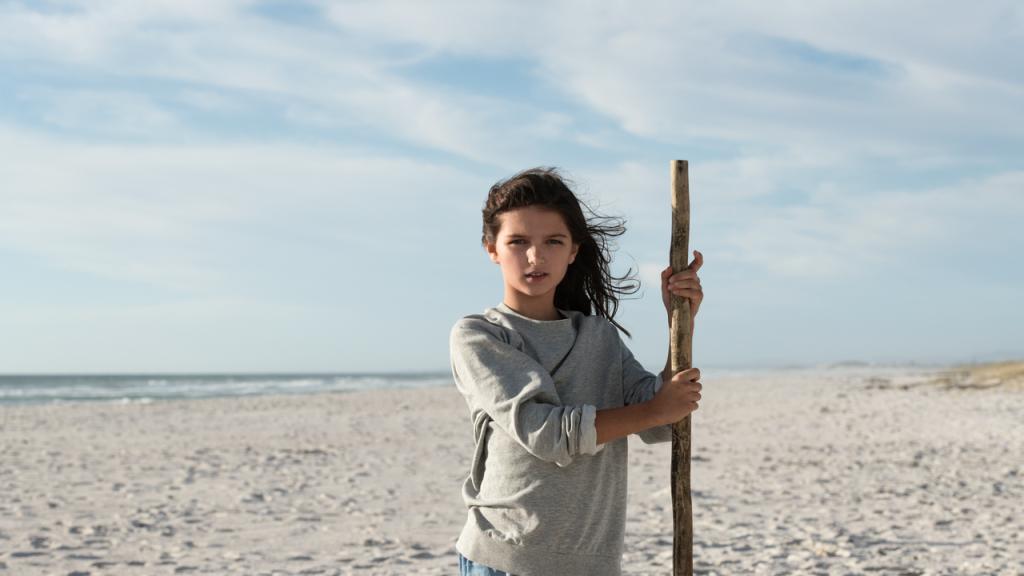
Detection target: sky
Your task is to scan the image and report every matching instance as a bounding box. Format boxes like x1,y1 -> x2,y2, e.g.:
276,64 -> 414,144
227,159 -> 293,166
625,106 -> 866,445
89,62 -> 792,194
1,0 -> 1022,374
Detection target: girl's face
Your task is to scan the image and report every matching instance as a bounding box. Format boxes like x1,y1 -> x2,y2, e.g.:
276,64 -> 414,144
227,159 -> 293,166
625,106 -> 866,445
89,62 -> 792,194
486,205 -> 579,310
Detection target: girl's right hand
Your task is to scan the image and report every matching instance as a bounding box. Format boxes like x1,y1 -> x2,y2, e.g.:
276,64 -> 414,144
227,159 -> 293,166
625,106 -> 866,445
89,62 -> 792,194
649,367 -> 702,426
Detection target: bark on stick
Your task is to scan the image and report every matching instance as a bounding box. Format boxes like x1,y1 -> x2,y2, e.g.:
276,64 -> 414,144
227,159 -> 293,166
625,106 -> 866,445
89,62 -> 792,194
669,159 -> 694,576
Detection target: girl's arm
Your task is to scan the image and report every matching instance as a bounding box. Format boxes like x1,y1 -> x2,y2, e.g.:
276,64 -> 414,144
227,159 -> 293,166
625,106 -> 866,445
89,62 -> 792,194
599,339 -> 702,446
618,328 -> 678,445
595,402 -> 662,445
606,252 -> 703,445
451,319 -> 605,467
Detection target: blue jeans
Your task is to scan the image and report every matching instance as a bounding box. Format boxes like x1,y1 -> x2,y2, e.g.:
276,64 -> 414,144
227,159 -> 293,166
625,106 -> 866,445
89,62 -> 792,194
458,552 -> 514,575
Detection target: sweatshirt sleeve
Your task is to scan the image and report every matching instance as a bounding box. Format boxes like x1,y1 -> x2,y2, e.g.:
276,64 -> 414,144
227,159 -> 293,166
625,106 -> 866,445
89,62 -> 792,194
620,336 -> 674,445
450,318 -> 604,467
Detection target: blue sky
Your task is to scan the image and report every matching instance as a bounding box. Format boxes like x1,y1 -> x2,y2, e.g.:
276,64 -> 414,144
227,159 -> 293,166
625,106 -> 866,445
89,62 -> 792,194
1,1 -> 1022,373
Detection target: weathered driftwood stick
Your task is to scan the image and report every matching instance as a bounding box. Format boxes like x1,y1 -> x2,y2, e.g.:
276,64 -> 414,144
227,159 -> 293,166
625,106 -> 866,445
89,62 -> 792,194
669,159 -> 694,576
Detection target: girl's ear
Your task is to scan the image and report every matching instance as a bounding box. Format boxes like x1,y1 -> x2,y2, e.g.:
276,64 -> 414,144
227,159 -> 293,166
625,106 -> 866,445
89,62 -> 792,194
570,242 -> 579,263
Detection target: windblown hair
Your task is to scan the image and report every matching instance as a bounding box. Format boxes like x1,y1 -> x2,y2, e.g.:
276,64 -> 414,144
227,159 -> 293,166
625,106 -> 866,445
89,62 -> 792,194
481,167 -> 641,338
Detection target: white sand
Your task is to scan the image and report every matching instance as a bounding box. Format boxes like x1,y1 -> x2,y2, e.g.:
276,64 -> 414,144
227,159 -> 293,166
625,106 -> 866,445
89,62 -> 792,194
1,367 -> 1021,575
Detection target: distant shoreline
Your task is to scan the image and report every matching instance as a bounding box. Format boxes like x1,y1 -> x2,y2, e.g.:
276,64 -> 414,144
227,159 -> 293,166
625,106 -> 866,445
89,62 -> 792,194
2,361 -> 1020,408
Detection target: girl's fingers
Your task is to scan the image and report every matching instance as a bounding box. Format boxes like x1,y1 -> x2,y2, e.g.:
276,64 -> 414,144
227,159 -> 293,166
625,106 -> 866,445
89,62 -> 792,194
688,250 -> 703,272
669,270 -> 700,282
673,288 -> 703,300
666,252 -> 702,283
670,275 -> 701,284
669,277 -> 702,289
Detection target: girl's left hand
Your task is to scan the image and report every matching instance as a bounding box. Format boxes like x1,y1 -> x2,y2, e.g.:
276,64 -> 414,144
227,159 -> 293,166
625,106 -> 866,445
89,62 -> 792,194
661,250 -> 703,322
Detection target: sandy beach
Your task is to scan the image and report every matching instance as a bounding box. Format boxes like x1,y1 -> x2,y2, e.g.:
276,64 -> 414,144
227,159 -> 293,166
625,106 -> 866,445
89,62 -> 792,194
1,365 -> 1021,575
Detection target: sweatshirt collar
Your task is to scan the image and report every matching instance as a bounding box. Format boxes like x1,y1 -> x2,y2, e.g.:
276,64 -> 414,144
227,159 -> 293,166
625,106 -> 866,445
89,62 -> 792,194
495,301 -> 575,324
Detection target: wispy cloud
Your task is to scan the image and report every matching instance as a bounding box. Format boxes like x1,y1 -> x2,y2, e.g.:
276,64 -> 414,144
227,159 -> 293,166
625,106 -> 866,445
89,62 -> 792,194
0,124 -> 481,294
1,1 -> 580,166
588,156 -> 1023,280
6,1 -> 1020,168
1,1 -> 1021,369
321,1 -> 1024,161
20,88 -> 179,136
725,171 -> 1023,277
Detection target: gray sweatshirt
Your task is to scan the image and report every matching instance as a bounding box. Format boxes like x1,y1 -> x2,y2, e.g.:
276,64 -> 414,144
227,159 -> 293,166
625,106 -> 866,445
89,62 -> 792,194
450,301 -> 672,576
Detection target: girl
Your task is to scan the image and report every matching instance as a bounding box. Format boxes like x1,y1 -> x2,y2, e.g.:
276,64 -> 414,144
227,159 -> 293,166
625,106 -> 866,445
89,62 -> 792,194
450,167 -> 704,576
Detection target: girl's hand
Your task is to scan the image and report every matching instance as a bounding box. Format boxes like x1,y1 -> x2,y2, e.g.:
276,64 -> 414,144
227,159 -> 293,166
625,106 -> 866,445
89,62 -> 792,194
661,250 -> 703,322
649,367 -> 702,425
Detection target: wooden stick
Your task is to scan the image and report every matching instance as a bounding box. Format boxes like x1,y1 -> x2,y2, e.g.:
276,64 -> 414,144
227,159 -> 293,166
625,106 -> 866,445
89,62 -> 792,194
669,159 -> 694,576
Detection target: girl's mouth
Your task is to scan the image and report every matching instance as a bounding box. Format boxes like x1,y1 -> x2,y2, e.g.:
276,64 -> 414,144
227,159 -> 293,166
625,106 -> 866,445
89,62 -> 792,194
525,273 -> 548,281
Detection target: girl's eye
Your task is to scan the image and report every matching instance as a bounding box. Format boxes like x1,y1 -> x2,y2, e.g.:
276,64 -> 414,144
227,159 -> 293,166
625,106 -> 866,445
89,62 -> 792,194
508,239 -> 562,245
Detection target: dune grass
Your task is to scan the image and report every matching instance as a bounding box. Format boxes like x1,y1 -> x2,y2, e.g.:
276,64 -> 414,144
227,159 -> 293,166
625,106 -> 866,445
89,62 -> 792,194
932,360 -> 1024,390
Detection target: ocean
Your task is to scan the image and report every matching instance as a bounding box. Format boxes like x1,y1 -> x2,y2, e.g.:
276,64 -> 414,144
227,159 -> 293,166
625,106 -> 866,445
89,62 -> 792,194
0,372 -> 454,406
0,365 -> 932,407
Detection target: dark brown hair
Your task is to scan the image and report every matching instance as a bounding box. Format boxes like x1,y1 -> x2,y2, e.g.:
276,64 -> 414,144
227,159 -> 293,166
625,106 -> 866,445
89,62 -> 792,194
481,167 -> 640,337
